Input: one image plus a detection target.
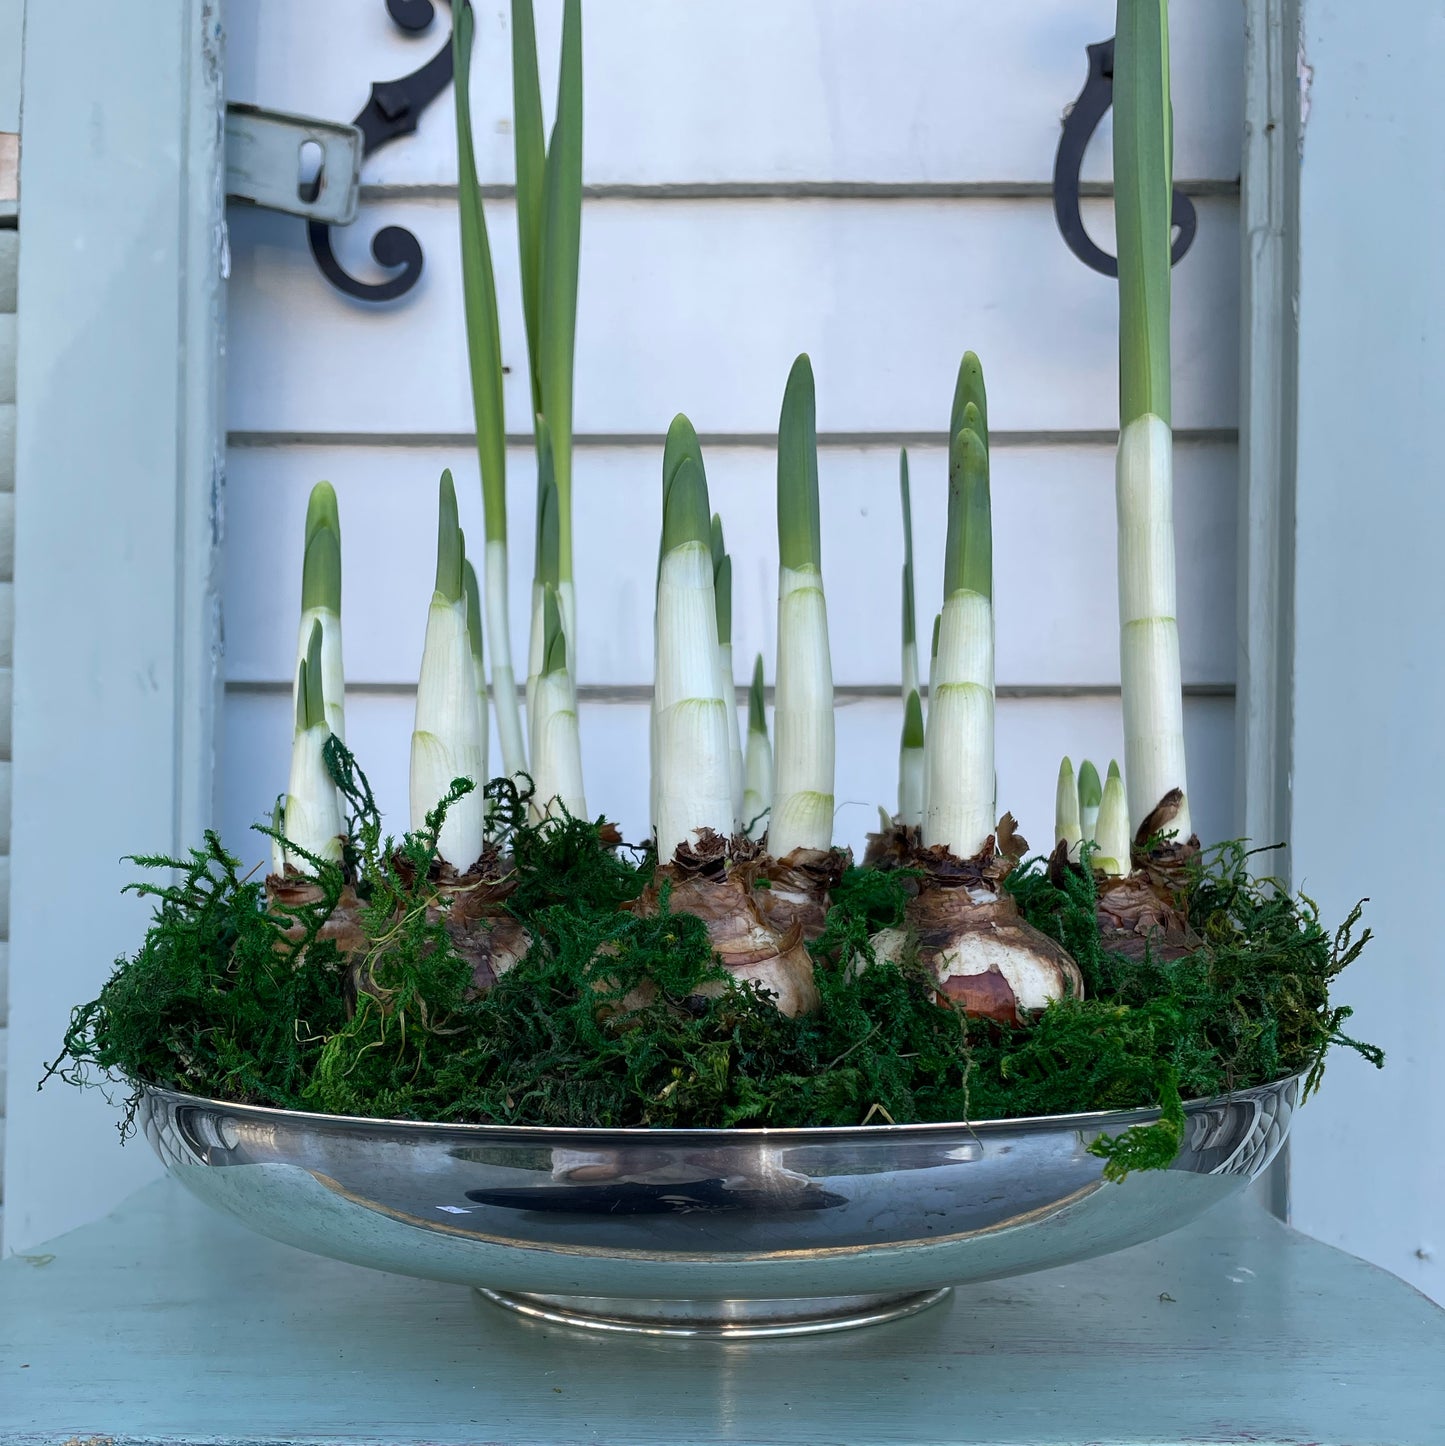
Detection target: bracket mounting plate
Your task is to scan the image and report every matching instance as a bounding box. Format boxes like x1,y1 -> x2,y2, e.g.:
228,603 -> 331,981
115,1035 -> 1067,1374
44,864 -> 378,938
224,103 -> 362,226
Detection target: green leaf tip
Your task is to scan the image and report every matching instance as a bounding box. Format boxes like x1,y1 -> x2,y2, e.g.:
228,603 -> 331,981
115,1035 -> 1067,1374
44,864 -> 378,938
299,619 -> 326,732
777,353 -> 821,571
902,689 -> 925,749
710,513 -> 726,571
1078,759 -> 1103,808
950,351 -> 989,451
749,653 -> 767,734
454,0 -> 509,543
1107,758 -> 1122,782
541,584 -> 567,676
944,426 -> 992,601
661,455 -> 712,555
463,558 -> 484,664
664,412 -> 704,489
305,481 -> 340,548
510,0 -> 545,419
301,514 -> 341,615
930,611 -> 942,662
714,552 -> 732,647
1114,0 -> 1173,428
434,471 -> 464,603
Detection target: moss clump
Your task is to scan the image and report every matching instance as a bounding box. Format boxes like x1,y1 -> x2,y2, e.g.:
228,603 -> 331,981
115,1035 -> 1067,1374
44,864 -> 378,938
46,755 -> 1381,1178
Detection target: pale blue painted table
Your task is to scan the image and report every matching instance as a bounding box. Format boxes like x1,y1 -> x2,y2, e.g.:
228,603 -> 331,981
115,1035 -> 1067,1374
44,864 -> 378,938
2,1178 -> 1443,1445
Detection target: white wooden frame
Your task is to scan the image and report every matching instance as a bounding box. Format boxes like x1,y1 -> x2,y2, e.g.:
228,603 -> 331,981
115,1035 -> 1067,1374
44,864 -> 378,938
1279,0 -> 1445,1303
1237,0 -> 1298,878
1236,0 -> 1301,1224
1,0 -> 225,1253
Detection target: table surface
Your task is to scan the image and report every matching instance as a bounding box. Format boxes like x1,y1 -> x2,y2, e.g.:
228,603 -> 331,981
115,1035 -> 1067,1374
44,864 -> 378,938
2,1177 -> 1443,1446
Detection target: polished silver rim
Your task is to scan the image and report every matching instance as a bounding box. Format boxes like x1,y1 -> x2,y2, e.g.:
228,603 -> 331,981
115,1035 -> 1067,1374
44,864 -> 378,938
475,1287 -> 953,1338
136,1074 -> 1299,1145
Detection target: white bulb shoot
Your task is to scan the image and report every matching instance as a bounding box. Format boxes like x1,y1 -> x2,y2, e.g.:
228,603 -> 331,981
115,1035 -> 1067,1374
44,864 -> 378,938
653,458 -> 732,858
1113,0 -> 1192,843
1078,759 -> 1103,844
411,473 -> 486,870
710,514 -> 745,832
1055,756 -> 1082,860
1093,763 -> 1131,876
923,368 -> 994,861
285,621 -> 343,870
1116,415 -> 1192,839
463,558 -> 491,803
770,355 -> 835,858
742,653 -> 773,840
292,482 -> 346,743
528,583 -> 587,823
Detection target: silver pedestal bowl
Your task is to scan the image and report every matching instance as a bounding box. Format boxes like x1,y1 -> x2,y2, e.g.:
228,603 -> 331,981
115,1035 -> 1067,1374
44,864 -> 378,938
139,1076 -> 1296,1338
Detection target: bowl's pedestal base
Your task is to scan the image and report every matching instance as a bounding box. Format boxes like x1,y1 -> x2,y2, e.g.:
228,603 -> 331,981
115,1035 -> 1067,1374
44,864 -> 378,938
476,1286 -> 951,1338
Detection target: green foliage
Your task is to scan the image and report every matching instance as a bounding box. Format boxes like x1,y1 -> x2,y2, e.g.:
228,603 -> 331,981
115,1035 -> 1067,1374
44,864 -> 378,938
44,834 -> 350,1125
47,758 -> 1379,1178
1003,840 -> 1382,1176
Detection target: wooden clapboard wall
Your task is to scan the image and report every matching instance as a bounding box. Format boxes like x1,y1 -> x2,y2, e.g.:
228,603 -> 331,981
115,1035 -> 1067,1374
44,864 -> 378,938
221,0 -> 1243,869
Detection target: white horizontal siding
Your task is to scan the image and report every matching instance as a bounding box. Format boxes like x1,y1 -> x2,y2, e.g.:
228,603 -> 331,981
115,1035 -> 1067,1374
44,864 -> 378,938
222,690 -> 1235,873
228,0 -> 1244,188
225,439 -> 1236,690
228,195 -> 1240,438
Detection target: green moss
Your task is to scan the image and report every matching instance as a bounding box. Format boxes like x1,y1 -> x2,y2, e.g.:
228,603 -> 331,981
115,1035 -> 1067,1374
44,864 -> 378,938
46,756 -> 1380,1177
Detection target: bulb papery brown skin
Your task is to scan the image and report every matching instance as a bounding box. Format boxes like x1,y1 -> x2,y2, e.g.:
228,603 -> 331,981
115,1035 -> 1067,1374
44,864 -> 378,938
265,874 -> 370,959
628,830 -> 820,1018
433,856 -> 538,994
752,843 -> 849,943
869,822 -> 1083,1025
348,848 -> 532,1012
1087,786 -> 1202,962
862,812 -> 921,870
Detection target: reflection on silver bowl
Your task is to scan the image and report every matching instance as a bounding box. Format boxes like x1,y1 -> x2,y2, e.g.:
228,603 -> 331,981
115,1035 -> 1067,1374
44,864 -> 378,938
139,1076 -> 1295,1338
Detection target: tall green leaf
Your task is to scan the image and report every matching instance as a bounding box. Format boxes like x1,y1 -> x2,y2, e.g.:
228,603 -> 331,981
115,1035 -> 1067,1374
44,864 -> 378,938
944,415 -> 991,602
511,0 -> 546,421
537,0 -> 583,584
453,0 -> 509,544
899,449 -> 915,652
1114,0 -> 1173,427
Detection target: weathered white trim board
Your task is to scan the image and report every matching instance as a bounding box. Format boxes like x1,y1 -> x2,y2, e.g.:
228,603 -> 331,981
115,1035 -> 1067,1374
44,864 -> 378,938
1283,0 -> 1445,1305
1,0 -> 225,1254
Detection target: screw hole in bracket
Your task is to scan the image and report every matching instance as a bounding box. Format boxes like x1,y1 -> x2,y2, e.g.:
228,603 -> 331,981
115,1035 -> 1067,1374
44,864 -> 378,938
297,139 -> 325,206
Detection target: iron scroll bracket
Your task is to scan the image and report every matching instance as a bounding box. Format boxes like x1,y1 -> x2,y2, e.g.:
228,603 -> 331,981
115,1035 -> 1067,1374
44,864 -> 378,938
308,0 -> 455,303
1053,37 -> 1196,277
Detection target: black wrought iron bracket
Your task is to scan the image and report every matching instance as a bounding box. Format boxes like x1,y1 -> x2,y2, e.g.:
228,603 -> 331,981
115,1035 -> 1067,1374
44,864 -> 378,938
308,0 -> 455,303
1053,37 -> 1196,277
